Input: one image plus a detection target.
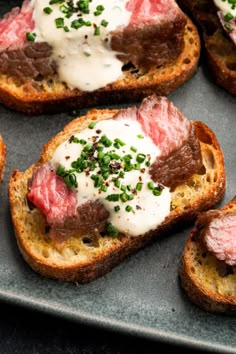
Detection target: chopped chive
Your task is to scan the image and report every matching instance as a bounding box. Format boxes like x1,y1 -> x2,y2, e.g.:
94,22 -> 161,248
127,194 -> 134,201
94,175 -> 103,188
57,165 -> 65,176
130,146 -> 137,153
102,155 -> 111,165
49,0 -> 65,4
106,223 -> 118,237
43,7 -> 53,14
94,26 -> 100,35
80,139 -> 87,145
94,10 -> 102,16
224,12 -> 234,21
71,19 -> 83,29
64,25 -> 70,32
120,184 -> 126,192
125,205 -> 132,212
153,187 -> 162,196
101,19 -> 108,27
97,5 -> 105,11
102,171 -> 110,179
137,134 -> 144,139
55,17 -> 64,28
120,193 -> 128,202
100,184 -> 107,192
83,143 -> 92,152
26,32 -> 37,42
88,122 -> 96,129
136,182 -> 143,191
136,153 -> 146,163
133,163 -> 140,170
114,179 -> 121,188
114,205 -> 120,212
106,194 -> 120,202
147,181 -> 154,190
114,138 -> 125,146
224,23 -> 234,31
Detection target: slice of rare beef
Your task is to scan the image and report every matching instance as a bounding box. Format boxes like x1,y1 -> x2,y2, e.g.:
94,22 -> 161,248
27,163 -> 109,237
137,95 -> 204,187
111,0 -> 187,68
196,209 -> 236,266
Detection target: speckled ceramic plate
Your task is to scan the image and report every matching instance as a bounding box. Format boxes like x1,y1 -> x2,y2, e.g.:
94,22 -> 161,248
1,1 -> 236,353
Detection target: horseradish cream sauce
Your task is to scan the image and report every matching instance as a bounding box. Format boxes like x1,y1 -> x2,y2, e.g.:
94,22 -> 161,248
50,119 -> 171,237
31,0 -> 131,91
214,0 -> 236,16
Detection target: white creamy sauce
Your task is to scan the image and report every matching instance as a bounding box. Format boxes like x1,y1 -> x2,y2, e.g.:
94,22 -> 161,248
31,0 -> 131,91
214,0 -> 236,16
51,119 -> 171,237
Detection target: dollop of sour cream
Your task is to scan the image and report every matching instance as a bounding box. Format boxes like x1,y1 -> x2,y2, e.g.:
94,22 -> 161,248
214,0 -> 236,16
31,0 -> 131,91
51,119 -> 171,237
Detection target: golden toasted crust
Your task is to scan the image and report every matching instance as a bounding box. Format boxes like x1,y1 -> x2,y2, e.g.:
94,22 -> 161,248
0,135 -> 6,183
0,17 -> 200,114
179,197 -> 236,314
177,0 -> 236,95
8,106 -> 226,283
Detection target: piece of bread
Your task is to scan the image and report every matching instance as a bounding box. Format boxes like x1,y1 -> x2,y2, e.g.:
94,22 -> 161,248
177,0 -> 236,95
179,198 -> 236,314
8,106 -> 226,283
0,135 -> 6,183
0,16 -> 200,115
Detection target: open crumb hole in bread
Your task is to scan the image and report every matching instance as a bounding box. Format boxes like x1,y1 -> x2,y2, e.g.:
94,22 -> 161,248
41,249 -> 50,258
203,149 -> 215,169
226,62 -> 236,71
216,263 -> 234,277
183,57 -> 191,65
82,235 -> 100,248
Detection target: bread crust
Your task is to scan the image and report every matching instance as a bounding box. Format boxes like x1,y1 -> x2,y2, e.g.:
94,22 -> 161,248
179,197 -> 236,314
0,135 -> 6,183
9,108 -> 226,283
0,17 -> 200,114
177,0 -> 236,95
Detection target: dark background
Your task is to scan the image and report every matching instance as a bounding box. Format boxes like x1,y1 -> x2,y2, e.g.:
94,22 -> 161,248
0,301 -> 217,354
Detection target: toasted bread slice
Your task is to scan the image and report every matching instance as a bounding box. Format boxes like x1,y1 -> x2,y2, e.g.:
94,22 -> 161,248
0,135 -> 6,183
179,198 -> 236,314
9,107 -> 226,283
177,0 -> 236,95
0,17 -> 200,114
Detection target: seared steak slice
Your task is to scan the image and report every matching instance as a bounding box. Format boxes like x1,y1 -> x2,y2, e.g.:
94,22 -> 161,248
196,209 -> 236,266
0,0 -> 187,83
112,0 -> 187,68
137,95 -> 204,187
149,123 -> 205,187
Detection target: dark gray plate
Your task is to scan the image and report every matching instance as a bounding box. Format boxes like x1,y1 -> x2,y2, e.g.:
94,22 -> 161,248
1,1 -> 236,353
